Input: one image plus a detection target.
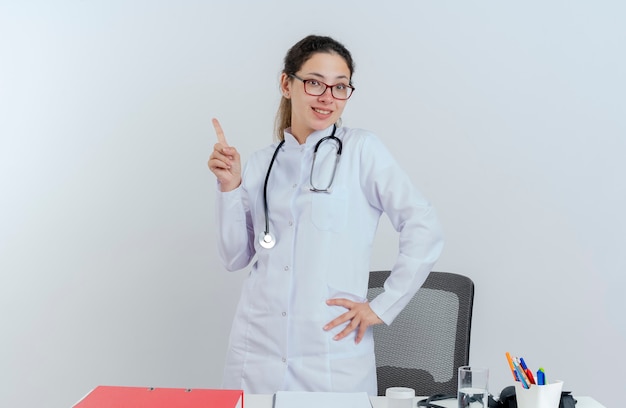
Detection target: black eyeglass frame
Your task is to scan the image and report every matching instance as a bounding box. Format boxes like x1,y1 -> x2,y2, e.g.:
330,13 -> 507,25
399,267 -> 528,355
290,74 -> 355,100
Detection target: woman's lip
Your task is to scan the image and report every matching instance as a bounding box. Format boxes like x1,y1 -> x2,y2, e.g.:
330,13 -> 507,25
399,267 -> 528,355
312,107 -> 332,115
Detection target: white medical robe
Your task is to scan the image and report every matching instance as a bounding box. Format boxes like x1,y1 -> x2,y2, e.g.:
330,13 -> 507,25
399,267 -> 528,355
215,125 -> 444,395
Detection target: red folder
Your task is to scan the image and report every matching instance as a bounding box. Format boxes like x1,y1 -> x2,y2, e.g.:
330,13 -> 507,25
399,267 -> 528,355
73,386 -> 243,408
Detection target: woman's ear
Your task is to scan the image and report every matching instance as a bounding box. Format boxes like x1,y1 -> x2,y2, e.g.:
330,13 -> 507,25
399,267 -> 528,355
280,73 -> 291,98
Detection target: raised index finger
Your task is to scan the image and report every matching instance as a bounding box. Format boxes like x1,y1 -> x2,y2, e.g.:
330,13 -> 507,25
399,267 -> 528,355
212,118 -> 228,147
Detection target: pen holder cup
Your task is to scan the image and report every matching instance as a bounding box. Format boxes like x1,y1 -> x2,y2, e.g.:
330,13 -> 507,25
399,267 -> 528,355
514,380 -> 563,408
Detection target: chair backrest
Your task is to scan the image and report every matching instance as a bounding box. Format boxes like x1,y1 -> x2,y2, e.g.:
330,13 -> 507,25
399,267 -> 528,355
367,271 -> 474,397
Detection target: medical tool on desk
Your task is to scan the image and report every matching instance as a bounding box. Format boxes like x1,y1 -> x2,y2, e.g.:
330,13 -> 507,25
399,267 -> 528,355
259,124 -> 342,249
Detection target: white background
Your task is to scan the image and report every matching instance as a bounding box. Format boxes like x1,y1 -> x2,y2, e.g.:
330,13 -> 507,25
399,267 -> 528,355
1,1 -> 624,407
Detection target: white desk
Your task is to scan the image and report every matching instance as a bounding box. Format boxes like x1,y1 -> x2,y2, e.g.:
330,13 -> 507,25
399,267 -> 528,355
245,394 -> 607,408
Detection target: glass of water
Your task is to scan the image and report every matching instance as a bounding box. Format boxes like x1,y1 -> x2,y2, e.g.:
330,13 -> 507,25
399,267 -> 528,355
458,366 -> 489,408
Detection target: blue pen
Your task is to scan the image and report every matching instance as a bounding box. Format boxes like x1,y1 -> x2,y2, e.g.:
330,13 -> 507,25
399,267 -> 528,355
537,368 -> 546,385
520,358 -> 536,384
513,359 -> 530,389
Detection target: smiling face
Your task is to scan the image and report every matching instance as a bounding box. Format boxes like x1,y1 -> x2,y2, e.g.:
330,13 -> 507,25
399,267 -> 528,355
280,52 -> 352,143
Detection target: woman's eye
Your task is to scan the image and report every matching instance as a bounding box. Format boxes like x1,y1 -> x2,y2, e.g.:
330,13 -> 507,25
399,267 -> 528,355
335,84 -> 348,90
307,80 -> 321,87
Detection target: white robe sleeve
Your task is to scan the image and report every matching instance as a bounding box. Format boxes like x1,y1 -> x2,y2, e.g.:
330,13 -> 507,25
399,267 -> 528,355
215,181 -> 256,271
360,134 -> 445,324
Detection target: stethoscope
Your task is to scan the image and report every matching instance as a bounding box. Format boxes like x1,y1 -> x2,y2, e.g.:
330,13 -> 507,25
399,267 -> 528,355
259,124 -> 342,249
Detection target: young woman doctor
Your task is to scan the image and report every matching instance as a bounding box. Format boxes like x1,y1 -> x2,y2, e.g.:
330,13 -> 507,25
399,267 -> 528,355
208,35 -> 444,395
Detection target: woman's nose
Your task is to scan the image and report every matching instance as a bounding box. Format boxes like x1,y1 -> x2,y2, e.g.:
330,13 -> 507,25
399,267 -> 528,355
318,87 -> 334,102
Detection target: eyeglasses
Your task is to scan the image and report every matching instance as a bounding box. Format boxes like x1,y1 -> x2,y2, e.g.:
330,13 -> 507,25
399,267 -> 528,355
290,74 -> 355,100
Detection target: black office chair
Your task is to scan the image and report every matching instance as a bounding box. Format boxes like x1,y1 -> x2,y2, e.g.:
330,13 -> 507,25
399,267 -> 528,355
367,271 -> 474,397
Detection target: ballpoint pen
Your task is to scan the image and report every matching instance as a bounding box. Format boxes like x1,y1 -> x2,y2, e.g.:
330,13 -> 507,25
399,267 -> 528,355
519,358 -> 536,385
505,352 -> 519,381
512,358 -> 530,389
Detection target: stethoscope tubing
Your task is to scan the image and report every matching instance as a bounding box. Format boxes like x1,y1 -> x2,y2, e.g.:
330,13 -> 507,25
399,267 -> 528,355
309,134 -> 342,193
260,125 -> 341,249
260,139 -> 285,248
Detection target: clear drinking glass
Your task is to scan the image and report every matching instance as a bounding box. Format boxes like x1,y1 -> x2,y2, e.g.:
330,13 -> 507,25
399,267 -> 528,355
457,366 -> 489,408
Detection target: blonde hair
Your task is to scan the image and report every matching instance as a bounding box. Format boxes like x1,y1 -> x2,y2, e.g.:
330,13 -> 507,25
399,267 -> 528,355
274,95 -> 292,141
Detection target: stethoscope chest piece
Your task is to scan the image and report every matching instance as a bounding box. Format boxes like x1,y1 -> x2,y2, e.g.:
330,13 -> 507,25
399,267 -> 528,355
259,232 -> 276,249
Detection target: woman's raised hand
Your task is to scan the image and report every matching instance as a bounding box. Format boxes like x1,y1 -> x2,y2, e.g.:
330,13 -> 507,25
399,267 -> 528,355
208,118 -> 242,192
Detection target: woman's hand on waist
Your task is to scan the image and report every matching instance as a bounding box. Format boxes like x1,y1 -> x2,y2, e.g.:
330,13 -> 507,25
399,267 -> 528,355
323,298 -> 383,344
